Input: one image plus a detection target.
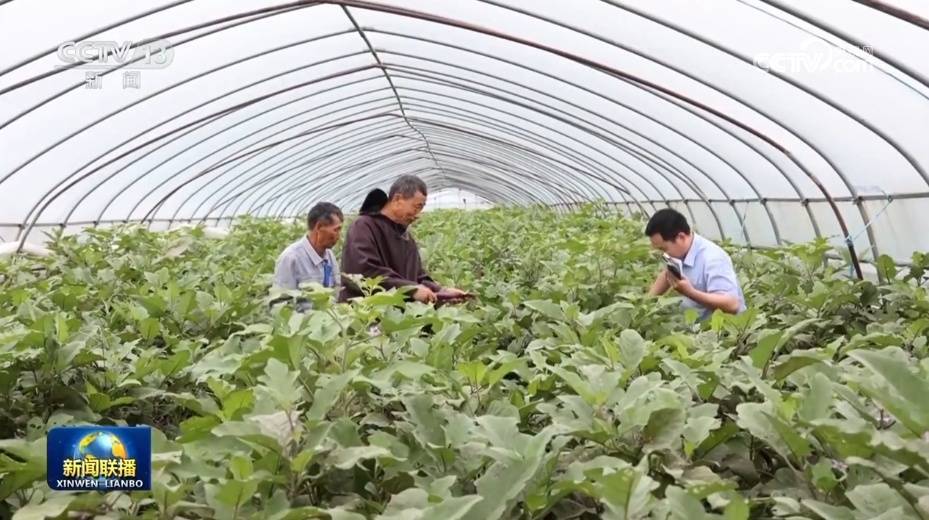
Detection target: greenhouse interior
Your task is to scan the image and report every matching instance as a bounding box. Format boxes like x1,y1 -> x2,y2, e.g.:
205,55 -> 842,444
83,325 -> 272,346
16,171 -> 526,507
2,1 -> 929,519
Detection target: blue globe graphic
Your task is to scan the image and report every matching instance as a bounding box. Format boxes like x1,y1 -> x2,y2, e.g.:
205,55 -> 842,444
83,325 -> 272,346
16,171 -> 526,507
71,431 -> 129,461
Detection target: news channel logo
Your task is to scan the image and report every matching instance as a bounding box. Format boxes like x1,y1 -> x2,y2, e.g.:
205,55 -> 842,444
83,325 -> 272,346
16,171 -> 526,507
56,39 -> 174,70
47,426 -> 152,491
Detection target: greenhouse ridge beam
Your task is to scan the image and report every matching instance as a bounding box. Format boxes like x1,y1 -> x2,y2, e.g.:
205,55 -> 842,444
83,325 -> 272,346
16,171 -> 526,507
340,5 -> 451,189
852,0 -> 929,31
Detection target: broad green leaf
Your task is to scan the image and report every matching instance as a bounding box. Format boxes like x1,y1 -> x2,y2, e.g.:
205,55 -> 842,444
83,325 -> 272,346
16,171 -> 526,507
404,394 -> 446,447
749,330 -> 782,370
665,486 -> 709,520
307,370 -> 357,422
773,354 -> 824,382
802,500 -> 854,520
258,358 -> 302,409
11,494 -> 77,520
846,483 -> 916,519
205,479 -> 259,520
724,494 -> 749,520
462,427 -> 555,520
598,467 -> 659,520
524,300 -> 565,321
643,407 -> 685,453
618,329 -> 646,373
798,372 -> 832,422
326,445 -> 392,470
848,348 -> 929,435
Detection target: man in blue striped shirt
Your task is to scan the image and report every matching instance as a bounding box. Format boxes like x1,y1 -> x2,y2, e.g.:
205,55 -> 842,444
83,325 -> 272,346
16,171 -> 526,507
646,208 -> 746,321
273,202 -> 343,309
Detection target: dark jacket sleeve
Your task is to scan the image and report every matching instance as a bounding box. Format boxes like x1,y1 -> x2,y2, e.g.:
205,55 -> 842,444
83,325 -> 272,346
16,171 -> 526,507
416,259 -> 442,292
346,219 -> 419,290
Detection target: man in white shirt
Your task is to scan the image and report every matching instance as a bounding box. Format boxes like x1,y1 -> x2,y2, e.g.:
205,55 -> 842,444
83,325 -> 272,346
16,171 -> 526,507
645,208 -> 746,321
272,202 -> 343,310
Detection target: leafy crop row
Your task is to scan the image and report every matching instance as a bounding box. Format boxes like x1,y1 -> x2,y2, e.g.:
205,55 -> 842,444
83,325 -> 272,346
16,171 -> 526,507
1,204 -> 929,519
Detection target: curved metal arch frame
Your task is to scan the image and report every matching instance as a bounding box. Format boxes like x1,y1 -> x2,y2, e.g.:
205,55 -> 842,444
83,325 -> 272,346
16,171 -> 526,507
179,64 -> 704,232
0,1 -> 760,228
73,56 -> 384,224
0,1 -> 792,247
150,97 -> 600,223
263,130 -> 604,218
51,51 -> 643,230
851,0 -> 929,31
369,29 -> 823,239
340,4 -> 451,192
3,0 -> 924,274
245,119 -> 607,218
116,67 -> 652,228
130,54 -> 664,225
243,126 -> 599,220
247,135 -> 591,217
383,54 -> 775,221
220,96 -> 654,224
121,87 -> 401,223
15,63 -> 385,243
384,68 -> 737,240
200,118 -> 410,220
9,31 -> 369,227
205,108 -> 614,221
0,1 -> 323,131
424,0 -> 872,275
260,148 -> 560,216
288,159 -> 559,215
267,149 -> 573,217
750,0 -> 929,100
597,0 -> 929,267
178,88 -> 624,221
210,84 -> 657,225
107,86 -> 399,226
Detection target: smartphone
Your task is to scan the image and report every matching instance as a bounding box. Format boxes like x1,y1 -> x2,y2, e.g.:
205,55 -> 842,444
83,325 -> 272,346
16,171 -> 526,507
663,254 -> 683,279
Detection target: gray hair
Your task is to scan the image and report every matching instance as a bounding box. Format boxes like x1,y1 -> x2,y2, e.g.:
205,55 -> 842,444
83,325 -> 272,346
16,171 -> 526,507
307,202 -> 343,229
388,175 -> 428,200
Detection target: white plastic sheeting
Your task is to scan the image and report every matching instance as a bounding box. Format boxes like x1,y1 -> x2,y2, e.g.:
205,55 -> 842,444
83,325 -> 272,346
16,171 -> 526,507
1,0 -> 927,268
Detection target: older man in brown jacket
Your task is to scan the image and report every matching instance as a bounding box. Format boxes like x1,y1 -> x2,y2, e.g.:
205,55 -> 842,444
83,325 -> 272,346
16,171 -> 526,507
339,175 -> 469,303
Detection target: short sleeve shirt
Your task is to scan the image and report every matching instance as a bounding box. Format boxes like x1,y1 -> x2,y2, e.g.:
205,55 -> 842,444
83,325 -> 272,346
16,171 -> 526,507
273,236 -> 340,291
680,234 -> 747,320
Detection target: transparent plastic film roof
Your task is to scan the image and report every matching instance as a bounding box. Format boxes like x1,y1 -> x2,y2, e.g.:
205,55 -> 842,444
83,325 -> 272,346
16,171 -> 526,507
1,0 -> 928,274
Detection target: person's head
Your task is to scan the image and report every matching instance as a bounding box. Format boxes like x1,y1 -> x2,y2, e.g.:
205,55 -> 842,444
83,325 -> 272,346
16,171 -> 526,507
383,175 -> 427,225
645,208 -> 692,259
307,202 -> 343,249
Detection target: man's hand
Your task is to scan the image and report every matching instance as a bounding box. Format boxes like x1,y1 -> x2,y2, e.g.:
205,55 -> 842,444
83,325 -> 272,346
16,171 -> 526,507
667,272 -> 741,314
412,285 -> 437,303
666,271 -> 695,298
440,287 -> 469,298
